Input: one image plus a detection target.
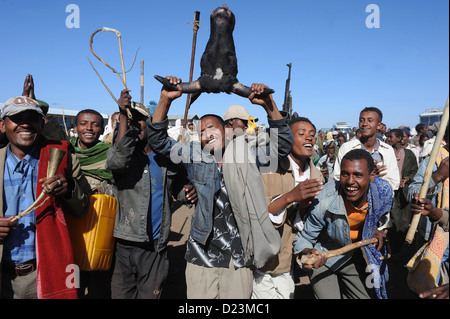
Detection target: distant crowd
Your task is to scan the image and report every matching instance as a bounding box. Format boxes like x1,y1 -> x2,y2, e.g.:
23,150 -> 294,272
0,74 -> 447,299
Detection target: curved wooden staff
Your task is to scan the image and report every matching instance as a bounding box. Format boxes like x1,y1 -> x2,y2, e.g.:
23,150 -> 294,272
300,238 -> 379,266
405,96 -> 449,244
11,148 -> 66,222
89,27 -> 137,119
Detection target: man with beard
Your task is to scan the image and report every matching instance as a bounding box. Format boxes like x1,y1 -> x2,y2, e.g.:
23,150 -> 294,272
147,76 -> 293,299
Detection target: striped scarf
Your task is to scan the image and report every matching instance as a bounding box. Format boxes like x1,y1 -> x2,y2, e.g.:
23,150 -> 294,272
70,138 -> 112,182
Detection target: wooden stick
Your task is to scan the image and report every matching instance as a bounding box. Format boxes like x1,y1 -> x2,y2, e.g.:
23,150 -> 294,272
405,96 -> 449,244
140,60 -> 144,106
61,104 -> 69,136
88,56 -> 120,106
89,27 -> 133,119
300,238 -> 379,266
118,35 -> 127,88
89,28 -> 126,87
183,11 -> 201,130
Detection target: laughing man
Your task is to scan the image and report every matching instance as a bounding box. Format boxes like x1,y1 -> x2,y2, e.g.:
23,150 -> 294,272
294,149 -> 393,299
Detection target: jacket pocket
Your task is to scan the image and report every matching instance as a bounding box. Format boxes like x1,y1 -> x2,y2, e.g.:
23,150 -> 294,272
190,166 -> 206,185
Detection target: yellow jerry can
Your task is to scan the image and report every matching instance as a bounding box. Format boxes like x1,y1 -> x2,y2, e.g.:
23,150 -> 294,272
66,194 -> 118,271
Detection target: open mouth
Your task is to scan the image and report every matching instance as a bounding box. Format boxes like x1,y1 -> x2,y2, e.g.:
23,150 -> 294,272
18,132 -> 33,137
17,130 -> 36,139
302,143 -> 314,152
345,186 -> 359,197
82,132 -> 95,139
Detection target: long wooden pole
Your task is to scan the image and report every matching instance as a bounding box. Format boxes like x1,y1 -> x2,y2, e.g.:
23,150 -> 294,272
405,96 -> 449,244
118,35 -> 127,88
140,60 -> 144,106
183,11 -> 200,129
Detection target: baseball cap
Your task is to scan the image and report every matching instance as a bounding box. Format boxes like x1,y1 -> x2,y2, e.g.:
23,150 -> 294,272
1,96 -> 45,119
223,105 -> 258,122
402,127 -> 411,136
130,101 -> 150,118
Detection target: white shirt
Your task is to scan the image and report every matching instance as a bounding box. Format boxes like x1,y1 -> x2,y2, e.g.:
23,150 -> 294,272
333,138 -> 400,191
269,155 -> 309,231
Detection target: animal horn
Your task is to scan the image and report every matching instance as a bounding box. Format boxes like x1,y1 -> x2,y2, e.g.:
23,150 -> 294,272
232,82 -> 275,99
47,148 -> 66,178
154,75 -> 202,94
10,148 -> 66,222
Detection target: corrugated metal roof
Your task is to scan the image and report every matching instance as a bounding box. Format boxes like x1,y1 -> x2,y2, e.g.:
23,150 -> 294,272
47,107 -> 108,118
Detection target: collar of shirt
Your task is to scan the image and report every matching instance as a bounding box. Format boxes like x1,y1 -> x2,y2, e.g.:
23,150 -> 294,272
7,144 -> 40,175
288,155 -> 311,186
359,138 -> 383,163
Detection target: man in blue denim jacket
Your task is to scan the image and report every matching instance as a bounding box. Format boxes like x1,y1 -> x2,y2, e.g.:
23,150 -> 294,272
147,76 -> 293,298
294,149 -> 392,299
106,90 -> 196,299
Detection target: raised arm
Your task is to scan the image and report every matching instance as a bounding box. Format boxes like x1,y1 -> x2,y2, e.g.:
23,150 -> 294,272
152,76 -> 183,122
147,76 -> 191,163
247,83 -> 283,121
247,83 -> 293,166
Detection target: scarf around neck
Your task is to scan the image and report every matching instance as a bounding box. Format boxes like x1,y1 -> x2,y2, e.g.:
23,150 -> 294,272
70,138 -> 112,182
361,176 -> 393,299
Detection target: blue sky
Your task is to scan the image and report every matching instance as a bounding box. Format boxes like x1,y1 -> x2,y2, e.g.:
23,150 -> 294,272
0,0 -> 448,130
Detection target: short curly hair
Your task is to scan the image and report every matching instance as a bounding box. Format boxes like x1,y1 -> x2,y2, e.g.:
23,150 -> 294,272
342,149 -> 375,173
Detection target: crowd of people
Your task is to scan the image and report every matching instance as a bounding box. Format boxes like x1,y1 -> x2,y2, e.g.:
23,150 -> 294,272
0,74 -> 448,299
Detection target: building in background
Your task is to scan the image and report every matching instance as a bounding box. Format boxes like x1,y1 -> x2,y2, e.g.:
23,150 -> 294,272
419,108 -> 443,127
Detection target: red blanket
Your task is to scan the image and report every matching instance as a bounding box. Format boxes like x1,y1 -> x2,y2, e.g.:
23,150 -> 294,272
35,141 -> 78,299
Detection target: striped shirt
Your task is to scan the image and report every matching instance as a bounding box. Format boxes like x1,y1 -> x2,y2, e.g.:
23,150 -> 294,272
3,145 -> 39,264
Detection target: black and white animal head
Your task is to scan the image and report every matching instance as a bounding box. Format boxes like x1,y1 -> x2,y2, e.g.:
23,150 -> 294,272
210,4 -> 235,33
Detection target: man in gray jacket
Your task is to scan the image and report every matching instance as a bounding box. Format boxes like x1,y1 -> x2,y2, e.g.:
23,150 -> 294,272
106,89 -> 196,299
